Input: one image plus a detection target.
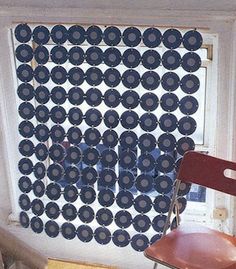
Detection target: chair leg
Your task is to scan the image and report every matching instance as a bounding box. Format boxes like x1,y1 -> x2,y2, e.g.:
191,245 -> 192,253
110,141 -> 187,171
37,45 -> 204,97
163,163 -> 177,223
153,262 -> 158,269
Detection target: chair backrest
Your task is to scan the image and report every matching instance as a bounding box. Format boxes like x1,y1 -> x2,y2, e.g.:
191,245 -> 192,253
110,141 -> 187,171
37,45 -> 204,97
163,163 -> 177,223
177,151 -> 236,196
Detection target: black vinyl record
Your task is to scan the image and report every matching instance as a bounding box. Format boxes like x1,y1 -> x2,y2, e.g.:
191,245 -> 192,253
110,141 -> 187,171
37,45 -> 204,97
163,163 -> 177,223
31,217 -> 44,234
77,225 -> 93,242
34,142 -> 48,161
62,203 -> 77,221
17,83 -> 34,101
104,47 -> 122,67
156,154 -> 175,173
32,180 -> 45,197
85,108 -> 102,127
159,113 -> 178,132
86,88 -> 102,107
157,133 -> 176,152
179,96 -> 198,115
50,106 -> 67,124
46,183 -> 61,200
133,214 -> 151,233
15,24 -> 32,43
116,190 -> 134,209
104,26 -> 121,46
138,133 -> 156,152
45,220 -> 60,238
34,65 -> 50,84
120,131 -> 138,149
33,25 -> 50,45
178,116 -> 197,135
34,124 -> 50,142
121,90 -> 139,109
140,92 -> 159,112
123,48 -> 141,68
183,30 -> 203,51
143,28 -> 162,48
19,139 -> 34,157
33,162 -> 46,180
115,210 -> 132,228
51,66 -> 67,85
47,163 -> 64,182
17,64 -> 33,82
18,176 -> 32,193
100,149 -> 118,168
120,111 -> 139,129
153,195 -> 171,213
51,25 -> 68,44
82,147 -> 100,166
67,127 -> 82,145
123,27 -> 141,47
103,89 -> 121,108
131,234 -> 149,252
142,50 -> 161,70
78,205 -> 94,223
154,175 -> 173,194
134,194 -> 152,214
119,150 -> 136,169
51,86 -> 67,105
104,68 -> 121,88
112,229 -> 130,247
61,223 -> 76,240
86,25 -> 103,45
68,87 -> 84,105
50,125 -> 65,143
45,202 -> 60,219
181,52 -> 201,72
68,67 -> 84,86
84,128 -> 101,146
86,46 -> 103,66
63,185 -> 79,202
162,50 -> 181,70
122,69 -> 140,89
35,105 -> 49,123
135,174 -> 153,192
35,86 -> 50,104
180,74 -> 200,94
50,45 -> 68,64
34,46 -> 49,65
102,129 -> 118,148
68,25 -> 86,45
86,67 -> 103,86
16,44 -> 33,63
137,153 -> 155,172
80,186 -> 96,204
98,189 -> 115,207
96,208 -> 113,226
161,72 -> 180,92
160,93 -> 179,112
18,121 -> 33,138
118,171 -> 135,190
141,71 -> 160,90
68,107 -> 83,125
162,29 -> 182,49
104,110 -> 119,128
68,46 -> 84,65
94,227 -> 111,245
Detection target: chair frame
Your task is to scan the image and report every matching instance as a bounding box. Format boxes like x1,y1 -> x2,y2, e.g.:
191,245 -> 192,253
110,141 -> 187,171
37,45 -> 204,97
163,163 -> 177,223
147,151 -> 236,269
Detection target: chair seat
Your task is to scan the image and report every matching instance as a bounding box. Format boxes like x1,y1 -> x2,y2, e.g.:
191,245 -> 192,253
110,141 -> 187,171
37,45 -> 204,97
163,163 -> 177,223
145,223 -> 236,269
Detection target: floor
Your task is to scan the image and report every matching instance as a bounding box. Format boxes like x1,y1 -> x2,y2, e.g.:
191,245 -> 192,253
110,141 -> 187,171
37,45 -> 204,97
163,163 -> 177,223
48,259 -> 117,269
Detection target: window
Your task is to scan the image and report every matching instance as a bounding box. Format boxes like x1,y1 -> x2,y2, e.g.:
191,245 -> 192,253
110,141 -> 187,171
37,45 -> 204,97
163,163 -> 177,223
14,23 -> 211,250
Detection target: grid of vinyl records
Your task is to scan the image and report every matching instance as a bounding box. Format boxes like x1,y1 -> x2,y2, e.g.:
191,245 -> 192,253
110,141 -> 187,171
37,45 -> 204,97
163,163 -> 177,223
15,23 -> 202,251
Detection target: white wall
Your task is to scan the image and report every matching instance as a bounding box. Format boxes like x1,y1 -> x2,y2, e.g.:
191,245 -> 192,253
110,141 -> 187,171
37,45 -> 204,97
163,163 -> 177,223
0,2 -> 236,268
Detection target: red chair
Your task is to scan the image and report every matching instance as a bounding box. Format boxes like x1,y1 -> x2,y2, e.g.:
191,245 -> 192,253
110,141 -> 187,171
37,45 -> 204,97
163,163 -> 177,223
144,151 -> 236,269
